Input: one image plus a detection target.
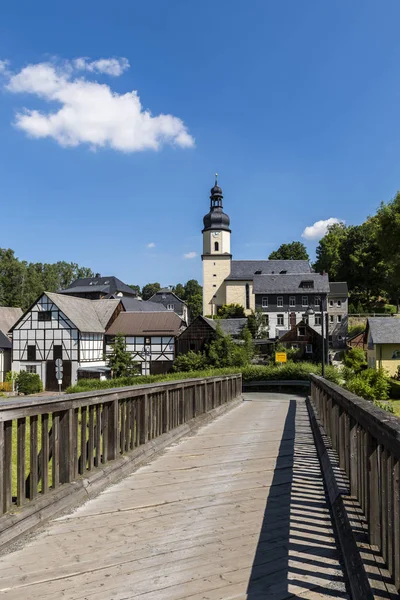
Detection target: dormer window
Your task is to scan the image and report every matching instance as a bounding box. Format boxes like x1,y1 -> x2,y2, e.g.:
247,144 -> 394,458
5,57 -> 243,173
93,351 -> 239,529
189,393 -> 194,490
279,270 -> 287,274
300,281 -> 314,289
254,270 -> 262,275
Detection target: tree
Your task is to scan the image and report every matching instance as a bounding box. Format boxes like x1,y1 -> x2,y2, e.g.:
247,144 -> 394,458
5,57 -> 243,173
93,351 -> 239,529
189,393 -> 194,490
141,282 -> 161,301
376,192 -> 400,307
269,241 -> 309,261
106,334 -> 138,378
217,304 -> 246,318
184,279 -> 202,299
128,284 -> 141,296
173,283 -> 186,299
187,293 -> 203,320
314,222 -> 347,278
173,351 -> 208,372
247,309 -> 269,338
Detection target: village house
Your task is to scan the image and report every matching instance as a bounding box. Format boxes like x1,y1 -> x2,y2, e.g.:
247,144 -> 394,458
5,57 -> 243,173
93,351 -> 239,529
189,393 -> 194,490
0,307 -> 23,382
278,320 -> 323,362
11,293 -> 121,390
149,288 -> 189,325
60,275 -> 137,300
105,312 -> 183,375
176,315 -> 247,356
365,317 -> 400,376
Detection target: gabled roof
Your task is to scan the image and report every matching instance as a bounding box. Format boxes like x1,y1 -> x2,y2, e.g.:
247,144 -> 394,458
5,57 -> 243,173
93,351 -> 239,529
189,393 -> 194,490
106,312 -> 183,336
150,289 -> 186,304
60,276 -> 136,297
366,317 -> 400,344
0,307 -> 23,336
279,320 -> 322,342
121,297 -> 167,312
45,293 -> 120,333
204,317 -> 248,337
253,273 -> 330,294
226,260 -> 312,281
329,282 -> 348,295
0,330 -> 11,349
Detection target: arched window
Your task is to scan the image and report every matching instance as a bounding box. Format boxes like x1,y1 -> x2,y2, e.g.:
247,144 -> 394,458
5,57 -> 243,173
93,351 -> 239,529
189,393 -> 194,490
214,241 -> 219,251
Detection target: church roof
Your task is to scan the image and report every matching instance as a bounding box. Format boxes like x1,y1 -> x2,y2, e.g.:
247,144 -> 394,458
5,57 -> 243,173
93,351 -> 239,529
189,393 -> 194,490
253,273 -> 330,294
226,260 -> 312,281
60,276 -> 136,297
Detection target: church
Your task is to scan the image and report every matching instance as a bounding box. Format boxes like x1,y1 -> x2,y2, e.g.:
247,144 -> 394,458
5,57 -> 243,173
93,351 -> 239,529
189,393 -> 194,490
202,178 -> 348,343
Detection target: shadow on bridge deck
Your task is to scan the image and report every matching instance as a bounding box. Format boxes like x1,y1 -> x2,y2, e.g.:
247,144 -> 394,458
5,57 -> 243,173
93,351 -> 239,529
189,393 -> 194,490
246,395 -> 350,599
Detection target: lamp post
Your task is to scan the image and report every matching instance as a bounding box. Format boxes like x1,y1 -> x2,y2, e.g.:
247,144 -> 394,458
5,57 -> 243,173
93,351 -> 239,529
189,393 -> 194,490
303,305 -> 325,377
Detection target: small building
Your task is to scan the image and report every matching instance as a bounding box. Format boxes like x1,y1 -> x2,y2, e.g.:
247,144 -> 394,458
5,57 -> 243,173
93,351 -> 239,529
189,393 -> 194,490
279,320 -> 323,361
11,293 -> 121,390
60,276 -> 137,300
176,316 -> 247,355
347,331 -> 366,350
106,312 -> 183,375
328,282 -> 348,348
365,317 -> 400,376
149,288 -> 189,324
0,307 -> 23,381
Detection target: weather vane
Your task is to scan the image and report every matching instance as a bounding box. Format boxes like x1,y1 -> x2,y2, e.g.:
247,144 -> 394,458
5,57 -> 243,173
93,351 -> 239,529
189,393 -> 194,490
215,172 -> 218,184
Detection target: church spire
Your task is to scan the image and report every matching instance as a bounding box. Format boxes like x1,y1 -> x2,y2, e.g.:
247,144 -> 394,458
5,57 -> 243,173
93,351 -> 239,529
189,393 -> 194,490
202,175 -> 231,232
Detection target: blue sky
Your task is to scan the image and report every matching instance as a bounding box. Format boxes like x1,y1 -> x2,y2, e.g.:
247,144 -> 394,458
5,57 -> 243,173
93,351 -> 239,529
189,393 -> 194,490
1,0 -> 400,287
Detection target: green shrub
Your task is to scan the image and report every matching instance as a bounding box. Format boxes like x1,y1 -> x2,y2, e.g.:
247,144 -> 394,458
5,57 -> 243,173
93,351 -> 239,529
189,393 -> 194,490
16,371 -> 43,395
241,362 -> 340,384
343,348 -> 367,373
173,351 -> 209,372
345,368 -> 390,401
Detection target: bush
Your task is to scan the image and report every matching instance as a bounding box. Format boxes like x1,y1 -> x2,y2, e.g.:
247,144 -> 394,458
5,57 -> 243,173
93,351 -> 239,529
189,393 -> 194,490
16,371 -> 43,395
345,368 -> 390,401
347,324 -> 365,338
173,351 -> 209,372
343,348 -> 367,373
241,362 -> 340,385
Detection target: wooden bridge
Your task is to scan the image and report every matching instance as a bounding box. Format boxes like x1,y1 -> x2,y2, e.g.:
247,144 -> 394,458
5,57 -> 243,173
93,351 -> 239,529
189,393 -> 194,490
0,374 -> 399,599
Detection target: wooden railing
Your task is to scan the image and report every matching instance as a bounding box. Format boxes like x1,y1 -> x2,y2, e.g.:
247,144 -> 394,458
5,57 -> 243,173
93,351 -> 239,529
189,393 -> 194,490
310,374 -> 400,592
0,374 -> 241,516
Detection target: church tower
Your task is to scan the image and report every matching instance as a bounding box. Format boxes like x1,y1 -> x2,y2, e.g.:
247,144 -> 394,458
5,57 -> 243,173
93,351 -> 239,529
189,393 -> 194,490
202,176 -> 232,316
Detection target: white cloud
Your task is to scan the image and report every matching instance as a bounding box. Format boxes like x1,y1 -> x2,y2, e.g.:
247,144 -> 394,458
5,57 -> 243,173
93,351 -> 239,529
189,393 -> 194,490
2,59 -> 194,152
301,218 -> 343,241
73,57 -> 130,76
0,60 -> 10,74
184,251 -> 197,259
146,242 -> 155,248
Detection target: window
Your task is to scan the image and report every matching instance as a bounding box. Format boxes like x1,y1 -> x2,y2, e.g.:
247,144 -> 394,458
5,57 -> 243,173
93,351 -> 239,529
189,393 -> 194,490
38,310 -> 51,322
291,344 -> 299,349
213,284 -> 216,287
53,345 -> 62,360
337,315 -> 342,323
254,270 -> 262,275
145,337 -> 151,345
245,283 -> 250,310
280,270 -> 287,274
289,296 -> 295,307
329,300 -> 334,307
315,296 -> 320,307
27,345 -> 36,361
190,343 -> 196,351
306,344 -> 313,353
277,296 -> 283,307
263,314 -> 269,325
329,315 -> 334,323
314,313 -> 322,326
338,335 -> 343,341
392,350 -> 400,359
302,296 -> 308,307
277,314 -> 284,326
298,327 -> 306,336
213,274 -> 216,277
167,304 -> 174,311
301,281 -> 314,289
337,300 -> 342,307
26,365 -> 37,374
214,242 -> 219,251
262,297 -> 268,308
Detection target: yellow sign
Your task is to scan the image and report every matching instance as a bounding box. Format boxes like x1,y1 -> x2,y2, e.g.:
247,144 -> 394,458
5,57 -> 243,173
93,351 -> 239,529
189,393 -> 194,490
275,352 -> 287,363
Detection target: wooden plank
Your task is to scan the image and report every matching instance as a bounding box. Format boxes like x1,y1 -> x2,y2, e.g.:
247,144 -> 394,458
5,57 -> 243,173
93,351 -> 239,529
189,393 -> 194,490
393,457 -> 400,590
140,395 -> 148,445
59,409 -> 73,484
102,402 -> 108,463
95,404 -> 102,467
387,452 -> 394,578
80,406 -> 87,474
88,405 -> 95,470
0,421 -> 4,515
17,418 -> 26,506
381,448 -> 388,566
29,415 -> 39,500
52,413 -> 60,489
41,413 -> 49,495
73,408 -> 79,479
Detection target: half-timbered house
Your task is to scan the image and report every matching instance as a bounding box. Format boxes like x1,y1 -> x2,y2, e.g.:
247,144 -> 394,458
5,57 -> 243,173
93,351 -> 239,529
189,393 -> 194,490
176,315 -> 247,356
11,293 -> 121,390
105,312 -> 183,375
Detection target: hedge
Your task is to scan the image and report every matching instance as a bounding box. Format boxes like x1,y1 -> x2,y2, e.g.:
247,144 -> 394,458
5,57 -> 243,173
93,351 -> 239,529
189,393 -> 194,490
66,362 -> 340,394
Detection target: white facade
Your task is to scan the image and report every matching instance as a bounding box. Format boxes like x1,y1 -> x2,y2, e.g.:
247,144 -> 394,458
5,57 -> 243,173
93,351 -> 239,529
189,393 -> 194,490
106,335 -> 175,375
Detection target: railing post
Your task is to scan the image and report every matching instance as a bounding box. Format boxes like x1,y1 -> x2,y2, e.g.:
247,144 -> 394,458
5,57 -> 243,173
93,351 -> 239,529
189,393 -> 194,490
350,418 -> 359,497
107,399 -> 119,461
59,409 -> 74,484
163,389 -> 169,433
368,437 -> 381,548
140,394 -> 149,444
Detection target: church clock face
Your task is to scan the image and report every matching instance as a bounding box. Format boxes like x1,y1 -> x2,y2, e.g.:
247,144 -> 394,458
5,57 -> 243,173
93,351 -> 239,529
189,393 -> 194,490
212,231 -> 220,237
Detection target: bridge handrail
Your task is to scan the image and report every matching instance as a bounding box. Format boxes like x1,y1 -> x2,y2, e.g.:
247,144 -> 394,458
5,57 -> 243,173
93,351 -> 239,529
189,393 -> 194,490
0,373 -> 241,518
310,374 -> 400,591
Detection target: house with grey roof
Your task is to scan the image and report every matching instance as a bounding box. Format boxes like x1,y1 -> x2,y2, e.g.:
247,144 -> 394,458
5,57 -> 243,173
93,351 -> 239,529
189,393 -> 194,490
365,317 -> 400,376
10,293 -> 122,390
149,288 -> 189,324
60,276 -> 137,300
176,315 -> 247,356
0,307 -> 23,382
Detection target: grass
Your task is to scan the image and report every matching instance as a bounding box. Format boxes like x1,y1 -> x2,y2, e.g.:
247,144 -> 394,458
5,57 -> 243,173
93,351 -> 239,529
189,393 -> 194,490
390,400 -> 400,417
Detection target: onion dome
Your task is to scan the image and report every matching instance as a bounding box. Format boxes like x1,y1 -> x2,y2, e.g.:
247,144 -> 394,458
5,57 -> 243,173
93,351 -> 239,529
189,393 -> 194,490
202,175 -> 231,233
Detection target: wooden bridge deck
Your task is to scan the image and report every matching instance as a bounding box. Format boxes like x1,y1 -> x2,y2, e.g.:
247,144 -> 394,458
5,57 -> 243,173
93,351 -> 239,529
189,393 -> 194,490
0,394 -> 349,599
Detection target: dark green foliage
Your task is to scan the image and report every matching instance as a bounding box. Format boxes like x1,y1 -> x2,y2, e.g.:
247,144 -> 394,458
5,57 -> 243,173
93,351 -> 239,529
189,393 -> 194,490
241,362 -> 341,385
217,304 -> 246,318
247,309 -> 268,339
343,348 -> 367,372
141,282 -> 161,301
172,279 -> 203,320
128,284 -> 141,295
16,371 -> 43,395
66,367 -> 242,393
345,368 -> 391,403
389,379 -> 400,399
347,324 -> 365,338
173,351 -> 209,372
106,334 -> 139,378
0,248 -> 94,310
268,241 -> 309,261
